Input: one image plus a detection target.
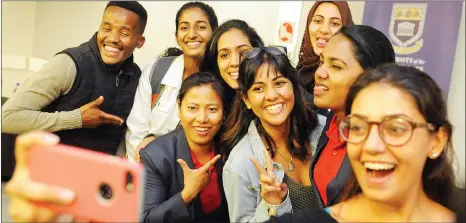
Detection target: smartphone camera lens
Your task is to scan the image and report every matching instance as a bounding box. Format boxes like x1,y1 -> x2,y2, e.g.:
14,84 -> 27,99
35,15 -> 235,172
99,183 -> 113,200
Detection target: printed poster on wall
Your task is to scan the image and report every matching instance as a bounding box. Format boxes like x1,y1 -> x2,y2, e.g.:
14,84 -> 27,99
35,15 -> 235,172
277,21 -> 296,45
362,1 -> 463,98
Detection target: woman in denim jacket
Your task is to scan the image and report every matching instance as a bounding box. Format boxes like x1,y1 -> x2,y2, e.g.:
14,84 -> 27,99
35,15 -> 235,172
221,46 -> 326,222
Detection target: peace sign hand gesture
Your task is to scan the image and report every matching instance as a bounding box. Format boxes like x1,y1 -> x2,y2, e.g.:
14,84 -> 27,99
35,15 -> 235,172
178,154 -> 221,204
249,148 -> 288,205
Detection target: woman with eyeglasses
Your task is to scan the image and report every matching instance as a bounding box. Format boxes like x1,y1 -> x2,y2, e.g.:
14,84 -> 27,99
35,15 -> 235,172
310,25 -> 396,209
221,46 -> 326,222
201,19 -> 264,114
266,64 -> 458,222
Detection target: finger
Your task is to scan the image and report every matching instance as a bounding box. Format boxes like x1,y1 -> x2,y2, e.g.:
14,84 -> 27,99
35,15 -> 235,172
14,131 -> 60,167
54,214 -> 74,223
200,154 -> 221,172
35,206 -> 58,223
134,149 -> 141,162
135,152 -> 140,163
268,169 -> 276,179
100,112 -> 124,126
261,184 -> 282,193
249,156 -> 267,175
92,96 -> 104,107
8,197 -> 33,222
140,140 -> 150,149
259,173 -> 276,185
7,180 -> 74,205
177,159 -> 189,172
279,183 -> 288,198
280,183 -> 288,197
263,147 -> 274,173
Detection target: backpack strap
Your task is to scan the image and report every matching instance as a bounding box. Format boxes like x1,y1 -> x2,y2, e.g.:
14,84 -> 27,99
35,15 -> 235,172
149,56 -> 177,107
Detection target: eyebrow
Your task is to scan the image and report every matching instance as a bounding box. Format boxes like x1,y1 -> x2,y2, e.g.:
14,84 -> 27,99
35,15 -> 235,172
252,75 -> 284,85
313,14 -> 343,21
352,113 -> 415,121
186,102 -> 220,107
320,52 -> 348,66
102,21 -> 131,31
179,20 -> 208,25
218,44 -> 251,53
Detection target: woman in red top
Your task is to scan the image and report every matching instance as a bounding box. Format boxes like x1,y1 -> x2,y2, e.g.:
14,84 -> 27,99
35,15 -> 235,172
310,24 -> 396,208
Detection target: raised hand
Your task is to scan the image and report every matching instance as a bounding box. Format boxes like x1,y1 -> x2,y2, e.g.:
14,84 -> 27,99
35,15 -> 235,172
249,147 -> 288,205
177,154 -> 221,204
6,131 -> 79,222
79,96 -> 124,128
134,135 -> 156,163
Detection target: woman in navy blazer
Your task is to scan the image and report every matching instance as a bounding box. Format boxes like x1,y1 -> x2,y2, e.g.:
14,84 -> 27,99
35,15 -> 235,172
139,72 -> 229,222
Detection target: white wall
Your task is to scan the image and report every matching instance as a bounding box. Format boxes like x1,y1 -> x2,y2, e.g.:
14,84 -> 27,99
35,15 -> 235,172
32,1 -> 106,60
1,1 -> 37,98
1,2 -> 37,56
447,3 -> 465,187
29,1 -> 280,68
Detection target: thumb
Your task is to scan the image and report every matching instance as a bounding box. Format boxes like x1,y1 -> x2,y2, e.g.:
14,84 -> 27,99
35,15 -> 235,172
15,131 -> 60,167
92,96 -> 104,107
177,159 -> 189,172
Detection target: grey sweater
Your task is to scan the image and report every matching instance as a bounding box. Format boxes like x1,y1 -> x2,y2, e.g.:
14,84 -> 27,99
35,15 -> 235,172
2,54 -> 82,133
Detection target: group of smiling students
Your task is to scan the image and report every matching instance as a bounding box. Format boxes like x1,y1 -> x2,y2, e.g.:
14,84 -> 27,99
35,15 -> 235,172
6,1 -> 463,222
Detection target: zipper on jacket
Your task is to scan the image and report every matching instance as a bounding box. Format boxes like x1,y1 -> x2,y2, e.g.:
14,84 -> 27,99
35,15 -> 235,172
115,69 -> 123,88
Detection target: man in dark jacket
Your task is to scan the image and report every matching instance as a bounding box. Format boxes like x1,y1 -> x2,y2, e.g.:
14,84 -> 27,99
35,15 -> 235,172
2,1 -> 147,155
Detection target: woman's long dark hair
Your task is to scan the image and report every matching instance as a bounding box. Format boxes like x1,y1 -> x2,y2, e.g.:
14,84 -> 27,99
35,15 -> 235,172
200,19 -> 265,114
341,63 -> 457,209
220,48 -> 319,161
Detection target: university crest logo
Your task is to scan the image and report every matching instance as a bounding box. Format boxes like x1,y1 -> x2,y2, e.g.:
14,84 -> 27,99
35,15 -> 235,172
388,3 -> 428,55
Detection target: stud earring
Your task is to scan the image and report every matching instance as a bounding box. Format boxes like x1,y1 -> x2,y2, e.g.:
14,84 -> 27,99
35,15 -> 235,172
430,152 -> 439,159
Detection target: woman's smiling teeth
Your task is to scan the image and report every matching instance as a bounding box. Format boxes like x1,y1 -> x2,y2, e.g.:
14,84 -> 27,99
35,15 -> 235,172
229,72 -> 238,79
364,162 -> 395,170
193,127 -> 209,132
187,42 -> 201,48
265,103 -> 283,114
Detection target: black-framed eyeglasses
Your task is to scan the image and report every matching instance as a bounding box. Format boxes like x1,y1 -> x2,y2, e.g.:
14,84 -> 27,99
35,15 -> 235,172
339,114 -> 437,146
239,45 -> 287,62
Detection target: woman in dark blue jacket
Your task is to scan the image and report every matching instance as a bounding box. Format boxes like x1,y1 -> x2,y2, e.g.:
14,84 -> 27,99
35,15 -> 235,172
139,72 -> 229,222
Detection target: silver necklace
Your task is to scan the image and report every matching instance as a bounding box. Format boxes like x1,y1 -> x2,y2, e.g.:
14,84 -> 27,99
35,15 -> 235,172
276,149 -> 295,172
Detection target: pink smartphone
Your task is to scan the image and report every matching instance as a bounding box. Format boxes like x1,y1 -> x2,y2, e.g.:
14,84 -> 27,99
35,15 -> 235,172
28,144 -> 145,222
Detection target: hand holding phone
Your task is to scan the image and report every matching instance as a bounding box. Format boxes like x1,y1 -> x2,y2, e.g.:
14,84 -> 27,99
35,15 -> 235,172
5,131 -> 78,222
6,131 -> 145,222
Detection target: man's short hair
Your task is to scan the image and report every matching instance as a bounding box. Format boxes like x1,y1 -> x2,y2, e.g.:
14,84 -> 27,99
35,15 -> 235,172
105,1 -> 148,34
